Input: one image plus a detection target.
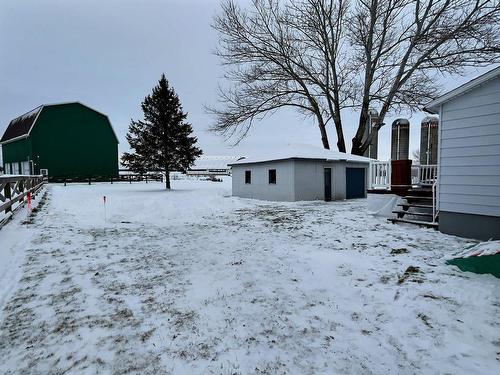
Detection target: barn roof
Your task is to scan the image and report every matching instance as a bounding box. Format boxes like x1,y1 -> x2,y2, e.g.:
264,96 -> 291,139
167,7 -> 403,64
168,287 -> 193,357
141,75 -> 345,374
0,102 -> 119,144
229,144 -> 373,166
424,66 -> 500,114
0,106 -> 43,143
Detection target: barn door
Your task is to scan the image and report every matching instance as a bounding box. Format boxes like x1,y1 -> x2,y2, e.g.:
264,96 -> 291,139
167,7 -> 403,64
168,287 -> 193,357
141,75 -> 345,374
324,168 -> 332,201
346,168 -> 365,199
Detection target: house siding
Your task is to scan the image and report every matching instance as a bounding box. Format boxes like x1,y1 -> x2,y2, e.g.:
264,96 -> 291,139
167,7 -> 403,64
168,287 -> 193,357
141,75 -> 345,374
438,77 -> 500,219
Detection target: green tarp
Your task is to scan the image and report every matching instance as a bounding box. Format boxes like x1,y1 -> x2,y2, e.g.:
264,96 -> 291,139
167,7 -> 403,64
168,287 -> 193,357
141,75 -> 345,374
447,254 -> 500,278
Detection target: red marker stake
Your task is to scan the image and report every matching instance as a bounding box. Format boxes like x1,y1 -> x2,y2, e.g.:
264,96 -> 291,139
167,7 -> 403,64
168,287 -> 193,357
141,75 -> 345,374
27,191 -> 32,212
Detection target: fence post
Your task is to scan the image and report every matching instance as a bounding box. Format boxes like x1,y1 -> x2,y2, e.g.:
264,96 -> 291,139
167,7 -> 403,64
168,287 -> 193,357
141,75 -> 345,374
4,183 -> 11,213
32,178 -> 37,200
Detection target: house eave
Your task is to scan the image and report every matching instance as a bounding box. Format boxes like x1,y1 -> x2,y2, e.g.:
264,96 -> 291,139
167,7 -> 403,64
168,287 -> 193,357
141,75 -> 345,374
423,66 -> 500,115
423,105 -> 439,115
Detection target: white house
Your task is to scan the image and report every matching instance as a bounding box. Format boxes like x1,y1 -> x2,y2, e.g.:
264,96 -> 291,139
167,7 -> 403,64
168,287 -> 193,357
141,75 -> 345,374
424,66 -> 500,240
229,144 -> 372,202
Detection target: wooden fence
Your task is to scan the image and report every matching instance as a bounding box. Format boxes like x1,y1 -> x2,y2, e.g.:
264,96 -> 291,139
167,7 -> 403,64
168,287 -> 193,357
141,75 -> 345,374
50,171 -> 164,185
0,175 -> 45,215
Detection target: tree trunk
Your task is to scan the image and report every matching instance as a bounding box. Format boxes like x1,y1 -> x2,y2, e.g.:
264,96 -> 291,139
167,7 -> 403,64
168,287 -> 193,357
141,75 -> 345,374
165,166 -> 171,189
351,101 -> 371,156
351,137 -> 364,156
333,116 -> 346,153
318,122 -> 330,150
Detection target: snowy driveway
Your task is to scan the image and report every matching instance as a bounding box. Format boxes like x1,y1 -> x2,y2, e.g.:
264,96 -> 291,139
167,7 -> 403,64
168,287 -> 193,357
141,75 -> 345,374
0,179 -> 498,374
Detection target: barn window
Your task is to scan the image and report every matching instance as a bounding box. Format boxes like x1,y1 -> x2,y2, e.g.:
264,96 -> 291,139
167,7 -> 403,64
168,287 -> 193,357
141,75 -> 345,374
22,161 -> 30,175
245,170 -> 251,184
268,169 -> 276,184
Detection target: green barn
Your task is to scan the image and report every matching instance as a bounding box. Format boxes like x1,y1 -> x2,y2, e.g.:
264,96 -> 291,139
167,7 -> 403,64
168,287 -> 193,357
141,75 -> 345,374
0,102 -> 119,180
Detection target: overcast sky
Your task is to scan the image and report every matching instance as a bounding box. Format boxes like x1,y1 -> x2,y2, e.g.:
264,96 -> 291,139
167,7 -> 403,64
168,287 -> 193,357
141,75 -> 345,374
1,0 -> 497,162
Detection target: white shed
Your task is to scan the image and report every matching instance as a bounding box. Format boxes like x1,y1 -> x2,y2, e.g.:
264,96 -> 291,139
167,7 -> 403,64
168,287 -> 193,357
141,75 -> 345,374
425,66 -> 500,240
229,144 -> 373,202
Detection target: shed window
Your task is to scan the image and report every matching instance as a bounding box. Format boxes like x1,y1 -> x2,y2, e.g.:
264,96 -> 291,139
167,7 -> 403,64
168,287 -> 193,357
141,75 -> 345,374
268,169 -> 276,184
245,170 -> 251,184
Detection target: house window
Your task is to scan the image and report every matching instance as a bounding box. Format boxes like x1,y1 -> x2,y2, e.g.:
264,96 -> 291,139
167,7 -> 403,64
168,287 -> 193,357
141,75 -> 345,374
269,169 -> 276,184
245,170 -> 251,184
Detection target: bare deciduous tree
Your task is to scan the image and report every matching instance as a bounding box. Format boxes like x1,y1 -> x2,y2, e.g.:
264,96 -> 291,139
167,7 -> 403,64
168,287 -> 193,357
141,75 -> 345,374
208,0 -> 500,155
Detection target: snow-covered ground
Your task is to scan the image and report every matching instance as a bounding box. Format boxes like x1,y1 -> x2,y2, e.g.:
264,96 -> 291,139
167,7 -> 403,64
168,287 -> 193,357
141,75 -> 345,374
0,178 -> 498,374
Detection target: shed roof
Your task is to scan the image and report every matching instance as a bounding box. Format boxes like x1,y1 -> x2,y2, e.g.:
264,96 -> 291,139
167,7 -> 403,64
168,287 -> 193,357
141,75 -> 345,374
424,66 -> 500,114
0,102 -> 119,144
229,144 -> 373,166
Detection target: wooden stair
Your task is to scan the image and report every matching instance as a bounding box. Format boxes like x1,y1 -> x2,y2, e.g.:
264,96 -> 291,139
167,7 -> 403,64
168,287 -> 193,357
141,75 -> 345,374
388,188 -> 438,229
390,217 -> 438,229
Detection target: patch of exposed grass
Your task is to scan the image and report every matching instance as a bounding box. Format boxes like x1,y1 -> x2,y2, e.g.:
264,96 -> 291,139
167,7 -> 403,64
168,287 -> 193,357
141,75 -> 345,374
21,189 -> 49,225
391,248 -> 409,255
398,266 -> 422,284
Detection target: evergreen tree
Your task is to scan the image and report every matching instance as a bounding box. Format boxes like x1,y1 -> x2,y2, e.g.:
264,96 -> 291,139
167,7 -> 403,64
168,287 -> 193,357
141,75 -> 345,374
122,74 -> 202,189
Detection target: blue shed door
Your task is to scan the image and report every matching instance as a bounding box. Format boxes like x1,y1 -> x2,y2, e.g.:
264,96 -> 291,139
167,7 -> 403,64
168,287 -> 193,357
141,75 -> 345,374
346,168 -> 365,199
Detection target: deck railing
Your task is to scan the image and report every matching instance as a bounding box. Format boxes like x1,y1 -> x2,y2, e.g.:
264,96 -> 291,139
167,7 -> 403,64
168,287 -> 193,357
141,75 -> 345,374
0,175 -> 45,216
369,162 -> 438,189
417,164 -> 438,186
369,161 -> 391,189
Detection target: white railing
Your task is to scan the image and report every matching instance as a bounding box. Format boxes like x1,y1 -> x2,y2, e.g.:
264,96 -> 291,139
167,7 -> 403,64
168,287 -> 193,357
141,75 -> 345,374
369,161 -> 391,189
370,162 -> 437,189
432,178 -> 439,223
418,164 -> 438,186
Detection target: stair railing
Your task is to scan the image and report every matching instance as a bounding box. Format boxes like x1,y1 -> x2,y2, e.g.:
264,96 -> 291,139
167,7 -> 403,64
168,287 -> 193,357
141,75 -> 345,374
432,178 -> 439,224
